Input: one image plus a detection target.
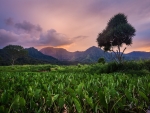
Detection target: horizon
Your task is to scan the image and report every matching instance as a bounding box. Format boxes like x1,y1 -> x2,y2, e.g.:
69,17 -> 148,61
0,1 -> 150,53
25,45 -> 150,54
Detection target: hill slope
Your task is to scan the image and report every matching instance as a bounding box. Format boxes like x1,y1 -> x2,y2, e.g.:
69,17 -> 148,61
0,47 -> 60,65
40,46 -> 108,63
40,46 -> 150,63
26,47 -> 58,63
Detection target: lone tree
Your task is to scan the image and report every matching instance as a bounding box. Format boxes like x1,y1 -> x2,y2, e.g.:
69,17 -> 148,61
3,45 -> 28,65
97,13 -> 136,63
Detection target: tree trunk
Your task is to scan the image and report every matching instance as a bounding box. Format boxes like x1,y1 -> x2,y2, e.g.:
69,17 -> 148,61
112,46 -> 126,64
11,58 -> 15,66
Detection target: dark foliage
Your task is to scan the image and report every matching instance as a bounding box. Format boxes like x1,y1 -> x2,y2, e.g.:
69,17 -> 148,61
0,46 -> 80,66
89,60 -> 150,75
97,13 -> 136,63
3,45 -> 28,65
98,57 -> 105,64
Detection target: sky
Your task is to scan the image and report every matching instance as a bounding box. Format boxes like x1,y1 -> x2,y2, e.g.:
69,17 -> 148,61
0,0 -> 150,53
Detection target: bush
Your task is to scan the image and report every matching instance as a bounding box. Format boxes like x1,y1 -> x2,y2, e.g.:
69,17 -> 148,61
98,57 -> 105,64
125,69 -> 150,76
143,60 -> 150,71
107,62 -> 123,73
77,63 -> 82,68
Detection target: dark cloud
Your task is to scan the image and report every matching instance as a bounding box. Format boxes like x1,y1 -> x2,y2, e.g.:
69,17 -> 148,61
0,29 -> 18,47
0,29 -> 40,48
39,29 -> 73,46
1,19 -> 74,48
15,21 -> 42,33
5,17 -> 14,26
0,28 -> 74,48
73,36 -> 88,40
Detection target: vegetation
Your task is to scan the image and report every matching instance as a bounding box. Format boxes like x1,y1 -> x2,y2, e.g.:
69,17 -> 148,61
0,13 -> 147,112
3,45 -> 28,65
98,57 -> 105,64
0,60 -> 150,113
97,13 -> 136,63
0,46 -> 80,66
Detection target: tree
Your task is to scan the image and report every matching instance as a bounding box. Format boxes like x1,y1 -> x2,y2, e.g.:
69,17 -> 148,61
3,45 -> 28,65
98,57 -> 105,64
97,13 -> 136,63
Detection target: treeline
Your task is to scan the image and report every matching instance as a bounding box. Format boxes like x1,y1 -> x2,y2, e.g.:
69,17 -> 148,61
0,45 -> 81,66
0,45 -> 58,66
0,49 -> 51,66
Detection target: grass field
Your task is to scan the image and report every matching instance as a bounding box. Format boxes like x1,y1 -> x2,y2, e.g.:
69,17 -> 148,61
0,61 -> 150,113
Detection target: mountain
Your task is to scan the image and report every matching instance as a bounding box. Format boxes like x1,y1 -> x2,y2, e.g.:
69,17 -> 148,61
126,51 -> 150,58
26,47 -> 81,65
40,46 -> 108,63
0,47 -> 60,65
1,45 -> 150,65
73,46 -> 107,63
26,47 -> 58,63
40,46 -> 150,63
0,47 -> 81,66
125,51 -> 150,60
40,47 -> 73,61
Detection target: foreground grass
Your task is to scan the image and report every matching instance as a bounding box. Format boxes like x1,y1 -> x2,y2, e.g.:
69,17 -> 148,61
0,62 -> 150,113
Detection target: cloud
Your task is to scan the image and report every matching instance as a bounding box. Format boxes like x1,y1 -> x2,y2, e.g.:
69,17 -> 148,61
4,19 -> 43,39
1,18 -> 75,48
15,21 -> 42,33
73,36 -> 88,40
1,0 -> 150,52
5,17 -> 14,26
0,28 -> 87,48
0,29 -> 18,47
0,29 -> 39,48
39,29 -> 73,46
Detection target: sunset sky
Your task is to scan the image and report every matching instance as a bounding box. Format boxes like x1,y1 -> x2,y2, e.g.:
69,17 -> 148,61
0,0 -> 150,53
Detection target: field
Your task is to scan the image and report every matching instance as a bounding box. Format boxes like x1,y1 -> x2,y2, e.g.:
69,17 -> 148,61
0,61 -> 150,113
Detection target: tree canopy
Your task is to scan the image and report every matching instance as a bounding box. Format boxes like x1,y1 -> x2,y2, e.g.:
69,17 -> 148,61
3,45 -> 28,65
98,57 -> 105,64
97,13 -> 136,63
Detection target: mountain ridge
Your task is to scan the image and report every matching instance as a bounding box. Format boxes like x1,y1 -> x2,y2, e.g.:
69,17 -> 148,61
40,46 -> 150,63
40,46 -> 108,63
1,45 -> 150,65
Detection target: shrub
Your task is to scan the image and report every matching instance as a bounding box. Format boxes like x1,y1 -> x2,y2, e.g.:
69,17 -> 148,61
143,60 -> 150,71
98,57 -> 105,64
77,63 -> 82,68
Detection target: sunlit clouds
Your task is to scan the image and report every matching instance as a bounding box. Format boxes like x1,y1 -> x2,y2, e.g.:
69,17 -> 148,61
0,0 -> 150,52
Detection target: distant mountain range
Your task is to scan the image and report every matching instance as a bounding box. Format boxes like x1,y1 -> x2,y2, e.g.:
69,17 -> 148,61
1,46 -> 150,65
40,46 -> 106,63
125,51 -> 150,58
26,47 -> 58,63
40,46 -> 150,63
0,47 -> 60,65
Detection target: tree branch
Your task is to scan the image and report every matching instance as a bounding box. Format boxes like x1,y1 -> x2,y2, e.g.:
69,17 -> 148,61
120,47 -> 126,58
111,49 -> 119,63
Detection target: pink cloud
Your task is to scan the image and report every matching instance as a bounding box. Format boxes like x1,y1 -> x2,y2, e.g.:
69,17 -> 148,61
0,29 -> 18,47
39,29 -> 73,46
15,21 -> 42,33
0,0 -> 150,52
